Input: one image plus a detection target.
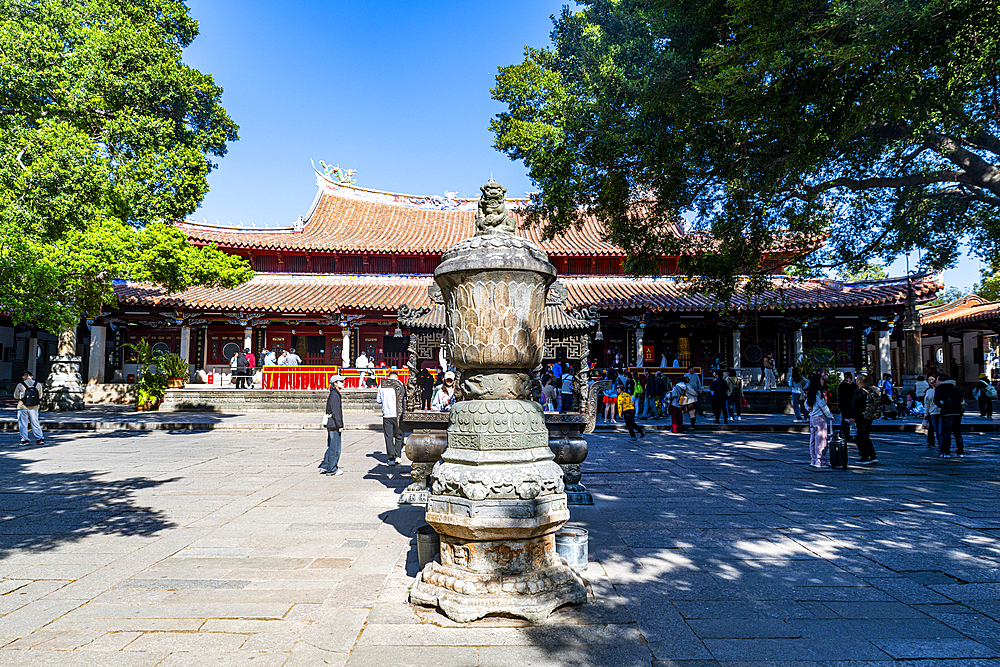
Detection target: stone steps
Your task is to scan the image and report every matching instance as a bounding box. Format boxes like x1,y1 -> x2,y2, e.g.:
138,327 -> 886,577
158,388 -> 378,413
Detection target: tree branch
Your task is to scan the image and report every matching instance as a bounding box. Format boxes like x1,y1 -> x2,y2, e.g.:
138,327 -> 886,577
930,133 -> 1000,197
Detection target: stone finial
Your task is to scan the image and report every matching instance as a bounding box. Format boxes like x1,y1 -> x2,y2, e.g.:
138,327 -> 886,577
474,179 -> 516,236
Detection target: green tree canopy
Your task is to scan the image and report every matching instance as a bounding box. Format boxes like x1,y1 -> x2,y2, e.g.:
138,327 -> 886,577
1,0 -> 252,332
492,0 -> 1000,299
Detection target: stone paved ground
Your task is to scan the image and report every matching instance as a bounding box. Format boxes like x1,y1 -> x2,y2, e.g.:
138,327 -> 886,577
0,424 -> 998,666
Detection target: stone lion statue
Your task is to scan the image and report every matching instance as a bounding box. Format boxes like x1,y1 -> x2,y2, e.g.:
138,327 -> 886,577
475,179 -> 516,235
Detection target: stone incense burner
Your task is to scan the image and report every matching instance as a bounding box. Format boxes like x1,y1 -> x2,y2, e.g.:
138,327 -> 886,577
409,179 -> 586,622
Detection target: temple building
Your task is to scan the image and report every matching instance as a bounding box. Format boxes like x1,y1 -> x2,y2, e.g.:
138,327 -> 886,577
0,169 -> 956,391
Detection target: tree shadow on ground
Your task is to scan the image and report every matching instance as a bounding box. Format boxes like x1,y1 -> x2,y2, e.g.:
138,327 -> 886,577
410,430 -> 1000,665
0,435 -> 178,559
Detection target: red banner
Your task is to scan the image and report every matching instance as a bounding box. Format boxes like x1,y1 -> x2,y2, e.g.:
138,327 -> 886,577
643,345 -> 656,363
262,366 -> 409,390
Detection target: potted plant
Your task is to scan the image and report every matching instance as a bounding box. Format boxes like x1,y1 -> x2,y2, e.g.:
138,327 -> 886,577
159,352 -> 191,389
125,338 -> 171,410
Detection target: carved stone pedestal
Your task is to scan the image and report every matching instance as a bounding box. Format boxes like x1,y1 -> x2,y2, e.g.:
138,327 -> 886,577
42,356 -> 85,411
410,400 -> 586,622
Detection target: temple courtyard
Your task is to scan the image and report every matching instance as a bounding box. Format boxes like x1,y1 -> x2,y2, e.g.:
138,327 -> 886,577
0,425 -> 998,666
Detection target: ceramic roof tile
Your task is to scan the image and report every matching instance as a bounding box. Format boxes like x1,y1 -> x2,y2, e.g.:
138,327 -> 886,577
176,186 -> 633,256
114,272 -> 941,316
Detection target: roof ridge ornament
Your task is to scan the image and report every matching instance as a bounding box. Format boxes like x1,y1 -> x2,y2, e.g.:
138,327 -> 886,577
474,179 -> 516,236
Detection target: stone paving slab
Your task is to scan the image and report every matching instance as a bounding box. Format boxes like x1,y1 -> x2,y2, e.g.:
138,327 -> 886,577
1,424 -> 1000,665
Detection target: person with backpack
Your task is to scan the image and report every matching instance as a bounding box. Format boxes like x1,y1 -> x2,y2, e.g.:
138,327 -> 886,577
15,370 -> 44,446
617,381 -> 644,441
726,369 -> 743,421
849,373 -> 880,465
933,373 -> 965,458
974,373 -> 995,418
234,348 -> 249,389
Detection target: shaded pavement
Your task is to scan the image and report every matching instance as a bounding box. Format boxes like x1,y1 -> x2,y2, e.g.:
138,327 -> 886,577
0,423 -> 998,665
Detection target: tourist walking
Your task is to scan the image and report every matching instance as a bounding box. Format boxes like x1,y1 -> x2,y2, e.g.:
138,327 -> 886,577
676,374 -> 700,431
934,373 -> 965,458
726,369 -> 743,420
285,348 -> 302,366
376,372 -> 405,465
790,368 -> 806,422
914,375 -> 929,402
617,382 -> 644,440
849,373 -> 880,465
763,354 -> 777,390
560,362 -> 575,413
432,371 -> 457,411
639,370 -> 655,419
602,370 -> 618,423
417,368 -> 434,409
244,348 -> 256,388
320,375 -> 345,475
710,370 -> 729,424
15,370 -> 43,446
838,372 -> 855,442
687,367 -> 705,417
234,348 -> 249,389
805,371 -> 834,469
923,374 -> 940,449
974,373 -> 995,417
542,376 -> 557,411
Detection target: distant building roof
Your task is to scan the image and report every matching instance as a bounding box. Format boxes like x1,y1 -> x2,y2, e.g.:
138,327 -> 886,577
921,294 -> 1000,328
176,177 -> 659,255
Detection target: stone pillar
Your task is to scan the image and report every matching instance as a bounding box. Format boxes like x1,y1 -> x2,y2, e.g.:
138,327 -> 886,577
243,327 -> 253,354
201,326 -> 210,370
341,328 -> 350,367
179,326 -> 191,364
27,332 -> 38,376
635,326 -> 644,368
42,328 -> 84,411
793,328 -> 804,362
87,325 -> 106,385
878,329 -> 892,379
410,178 -> 585,623
731,330 -> 741,369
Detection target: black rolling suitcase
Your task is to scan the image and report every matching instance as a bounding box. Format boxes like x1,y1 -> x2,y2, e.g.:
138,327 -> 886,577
829,430 -> 848,469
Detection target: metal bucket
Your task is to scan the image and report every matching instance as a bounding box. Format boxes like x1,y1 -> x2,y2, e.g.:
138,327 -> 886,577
416,525 -> 440,569
555,528 -> 588,571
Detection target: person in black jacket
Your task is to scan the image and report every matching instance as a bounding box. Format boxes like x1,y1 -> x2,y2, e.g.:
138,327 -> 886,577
838,372 -> 856,442
933,373 -> 965,458
321,375 -> 346,475
710,370 -> 729,424
849,373 -> 879,465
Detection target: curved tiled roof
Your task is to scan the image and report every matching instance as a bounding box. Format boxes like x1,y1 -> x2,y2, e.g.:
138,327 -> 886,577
178,185 -> 638,256
113,272 -> 941,316
562,274 -> 942,312
921,295 -> 1000,327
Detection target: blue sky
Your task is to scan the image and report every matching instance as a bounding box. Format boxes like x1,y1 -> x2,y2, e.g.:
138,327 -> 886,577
183,0 -> 981,290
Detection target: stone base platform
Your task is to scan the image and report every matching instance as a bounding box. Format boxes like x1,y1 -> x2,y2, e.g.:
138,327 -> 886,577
159,388 -> 378,413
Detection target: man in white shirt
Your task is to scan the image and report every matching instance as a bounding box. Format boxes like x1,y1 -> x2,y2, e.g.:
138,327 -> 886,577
285,348 -> 302,366
263,348 -> 277,366
14,371 -> 43,446
376,372 -> 404,465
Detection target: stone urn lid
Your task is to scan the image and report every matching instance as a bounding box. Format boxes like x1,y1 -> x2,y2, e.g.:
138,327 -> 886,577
434,179 -> 555,280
